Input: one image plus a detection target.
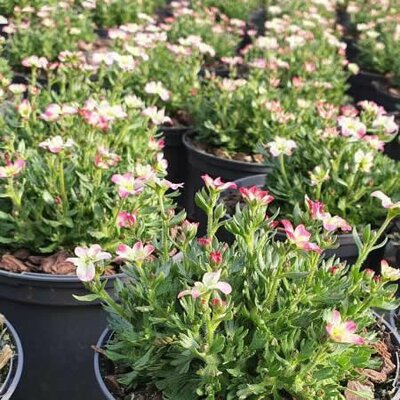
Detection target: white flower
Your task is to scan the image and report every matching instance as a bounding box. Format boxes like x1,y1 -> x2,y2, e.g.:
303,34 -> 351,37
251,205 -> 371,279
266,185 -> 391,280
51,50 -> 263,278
267,137 -> 297,157
144,81 -> 170,101
354,150 -> 373,173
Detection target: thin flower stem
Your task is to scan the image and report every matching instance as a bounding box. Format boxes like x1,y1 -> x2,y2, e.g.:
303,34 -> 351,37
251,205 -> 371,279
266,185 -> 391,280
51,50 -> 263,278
279,154 -> 290,187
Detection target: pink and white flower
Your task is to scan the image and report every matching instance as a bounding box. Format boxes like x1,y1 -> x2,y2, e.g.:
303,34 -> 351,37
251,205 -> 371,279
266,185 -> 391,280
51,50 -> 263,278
326,310 -> 365,345
40,104 -> 62,122
372,115 -> 399,135
17,99 -> 32,119
142,107 -> 172,125
8,84 -> 27,95
266,137 -> 297,157
111,173 -> 144,198
281,220 -> 321,253
39,136 -> 75,153
117,211 -> 137,228
0,159 -> 26,179
178,270 -> 232,299
144,81 -> 170,101
116,241 -> 155,263
380,260 -> 400,281
95,147 -> 121,169
305,196 -> 325,220
201,175 -> 237,192
239,186 -> 274,206
320,213 -> 352,232
337,116 -> 366,139
67,244 -> 112,282
371,191 -> 400,209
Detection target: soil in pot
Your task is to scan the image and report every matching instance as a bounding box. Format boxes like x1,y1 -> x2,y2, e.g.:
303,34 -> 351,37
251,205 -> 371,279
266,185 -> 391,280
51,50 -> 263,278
95,317 -> 400,400
0,248 -> 122,400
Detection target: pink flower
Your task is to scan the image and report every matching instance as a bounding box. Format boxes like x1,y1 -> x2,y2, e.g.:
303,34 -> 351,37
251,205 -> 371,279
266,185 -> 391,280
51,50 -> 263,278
281,220 -> 322,253
178,270 -> 232,299
372,115 -> 399,135
320,213 -> 352,232
40,104 -> 62,122
144,81 -> 170,101
198,237 -> 212,247
22,55 -> 48,69
201,175 -> 237,191
371,191 -> 400,209
363,135 -> 384,151
210,251 -> 222,265
337,116 -> 366,139
239,186 -> 274,206
155,179 -> 184,191
267,137 -> 297,157
380,260 -> 400,281
116,241 -> 155,263
17,99 -> 32,119
326,310 -> 365,345
111,173 -> 144,198
0,159 -> 26,179
67,244 -> 112,282
117,211 -> 137,228
39,136 -> 75,153
95,147 -> 121,169
305,196 -> 325,220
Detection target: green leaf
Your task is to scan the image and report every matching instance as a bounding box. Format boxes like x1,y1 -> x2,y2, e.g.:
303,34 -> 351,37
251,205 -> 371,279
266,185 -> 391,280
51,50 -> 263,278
73,294 -> 100,302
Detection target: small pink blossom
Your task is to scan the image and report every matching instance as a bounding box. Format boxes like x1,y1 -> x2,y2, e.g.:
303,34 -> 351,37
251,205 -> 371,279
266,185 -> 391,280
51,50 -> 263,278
198,237 -> 212,247
371,191 -> 400,209
67,244 -> 112,282
337,116 -> 366,139
380,260 -> 400,281
372,115 -> 399,135
22,55 -> 48,69
40,104 -> 62,122
363,135 -> 384,151
239,186 -> 274,206
95,147 -> 121,169
281,220 -> 321,253
267,137 -> 297,157
111,173 -> 144,198
178,270 -> 232,299
117,211 -> 137,228
116,241 -> 155,263
17,99 -> 32,119
39,136 -> 75,153
0,159 -> 26,179
320,213 -> 352,232
305,196 -> 325,220
326,310 -> 365,345
210,251 -> 222,265
201,175 -> 237,192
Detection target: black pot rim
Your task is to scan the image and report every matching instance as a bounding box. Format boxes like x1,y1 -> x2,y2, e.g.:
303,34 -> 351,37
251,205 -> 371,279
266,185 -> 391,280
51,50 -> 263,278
94,314 -> 400,400
94,328 -> 114,400
372,80 -> 400,100
182,132 -> 265,169
0,269 -> 125,285
230,174 -> 356,242
0,318 -> 23,400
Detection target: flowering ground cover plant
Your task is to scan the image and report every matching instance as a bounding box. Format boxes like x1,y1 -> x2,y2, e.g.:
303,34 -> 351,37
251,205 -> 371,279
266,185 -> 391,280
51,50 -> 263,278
0,78 -> 175,256
264,101 -> 400,229
83,178 -> 400,399
346,0 -> 400,88
192,0 -> 263,20
87,0 -> 166,29
2,1 -> 95,67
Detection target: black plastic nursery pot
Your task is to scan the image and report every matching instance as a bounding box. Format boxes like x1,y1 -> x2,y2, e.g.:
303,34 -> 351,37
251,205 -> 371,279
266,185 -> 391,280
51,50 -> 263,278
347,70 -> 384,104
385,134 -> 400,161
220,174 -> 385,269
371,81 -> 400,113
94,317 -> 400,400
183,133 -> 269,228
0,270 -> 123,400
159,125 -> 190,206
0,318 -> 23,400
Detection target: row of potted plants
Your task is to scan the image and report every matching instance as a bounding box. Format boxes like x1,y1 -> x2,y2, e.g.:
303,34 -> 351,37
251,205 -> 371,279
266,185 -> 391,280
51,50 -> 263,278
0,0 -> 398,398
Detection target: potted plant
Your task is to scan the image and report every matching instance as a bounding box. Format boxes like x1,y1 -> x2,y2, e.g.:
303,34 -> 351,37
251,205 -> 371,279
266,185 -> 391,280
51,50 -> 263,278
345,0 -> 400,110
184,2 -> 353,221
2,2 -> 95,69
89,179 -> 400,399
0,314 -> 23,400
0,69 -> 179,399
229,101 -> 399,265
